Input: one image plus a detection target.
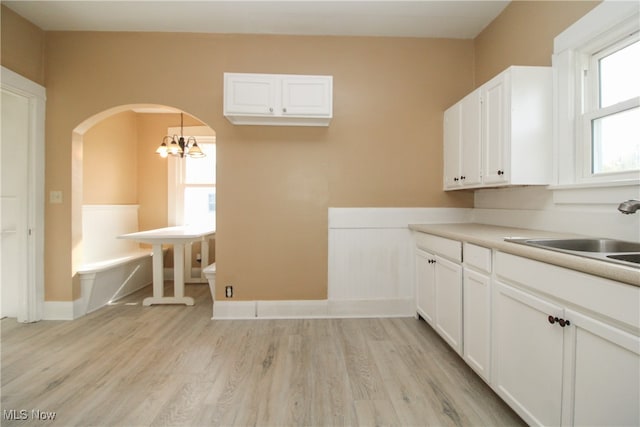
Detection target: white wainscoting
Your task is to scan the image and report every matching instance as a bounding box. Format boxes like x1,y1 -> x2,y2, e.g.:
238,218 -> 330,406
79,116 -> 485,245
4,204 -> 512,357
212,207 -> 472,319
328,208 -> 471,316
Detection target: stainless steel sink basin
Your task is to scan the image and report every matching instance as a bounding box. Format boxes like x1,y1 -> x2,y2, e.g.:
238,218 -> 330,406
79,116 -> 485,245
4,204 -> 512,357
505,237 -> 640,268
516,238 -> 640,253
607,253 -> 640,264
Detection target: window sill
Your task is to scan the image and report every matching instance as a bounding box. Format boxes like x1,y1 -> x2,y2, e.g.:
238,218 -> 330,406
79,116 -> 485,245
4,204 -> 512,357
549,180 -> 639,205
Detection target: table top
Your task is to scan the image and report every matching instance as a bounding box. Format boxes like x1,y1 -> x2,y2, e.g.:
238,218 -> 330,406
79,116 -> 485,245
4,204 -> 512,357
118,225 -> 216,243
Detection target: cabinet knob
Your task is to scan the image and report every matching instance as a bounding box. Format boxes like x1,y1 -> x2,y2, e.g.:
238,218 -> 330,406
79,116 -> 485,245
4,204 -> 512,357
461,176 -> 466,180
269,107 -> 274,113
558,318 -> 571,327
453,177 -> 459,182
497,170 -> 504,176
548,315 -> 557,324
283,107 -> 287,113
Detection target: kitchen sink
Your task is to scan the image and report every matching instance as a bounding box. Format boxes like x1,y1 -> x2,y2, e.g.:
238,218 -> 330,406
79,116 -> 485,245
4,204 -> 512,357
505,238 -> 640,268
607,253 -> 640,264
513,238 -> 640,253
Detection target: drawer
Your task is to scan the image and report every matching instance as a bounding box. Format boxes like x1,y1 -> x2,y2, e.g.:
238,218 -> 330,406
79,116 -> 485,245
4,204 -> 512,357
414,232 -> 461,262
464,243 -> 492,273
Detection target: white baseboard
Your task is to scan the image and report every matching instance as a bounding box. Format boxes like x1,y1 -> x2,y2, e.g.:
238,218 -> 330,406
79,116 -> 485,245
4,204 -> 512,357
212,298 -> 414,320
42,299 -> 85,320
212,300 -> 257,319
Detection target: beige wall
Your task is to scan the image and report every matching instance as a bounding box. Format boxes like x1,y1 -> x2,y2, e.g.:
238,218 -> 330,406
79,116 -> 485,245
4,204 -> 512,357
42,32 -> 474,301
1,1 -> 599,303
0,5 -> 45,85
474,0 -> 600,86
83,111 -> 139,204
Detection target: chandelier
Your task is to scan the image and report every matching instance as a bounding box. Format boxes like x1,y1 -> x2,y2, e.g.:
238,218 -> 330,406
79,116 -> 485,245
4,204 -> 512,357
155,113 -> 205,158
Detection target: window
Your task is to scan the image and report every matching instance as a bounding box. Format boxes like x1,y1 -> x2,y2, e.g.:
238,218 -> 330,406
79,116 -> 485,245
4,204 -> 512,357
553,1 -> 640,188
583,35 -> 640,177
168,127 -> 216,227
182,141 -> 216,226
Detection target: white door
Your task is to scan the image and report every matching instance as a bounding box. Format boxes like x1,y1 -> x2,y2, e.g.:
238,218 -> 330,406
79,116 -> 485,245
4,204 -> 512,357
434,256 -> 463,354
460,89 -> 482,186
482,72 -> 509,185
443,102 -> 461,189
1,89 -> 29,318
281,76 -> 332,117
0,67 -> 45,323
415,248 -> 435,325
492,281 -> 564,427
463,268 -> 491,381
224,73 -> 277,115
563,308 -> 640,426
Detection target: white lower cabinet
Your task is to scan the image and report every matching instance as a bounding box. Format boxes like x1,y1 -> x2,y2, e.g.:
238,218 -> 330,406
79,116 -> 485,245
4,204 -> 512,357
414,233 -> 462,355
494,252 -> 640,427
413,232 -> 639,426
463,268 -> 491,382
434,256 -> 462,354
415,248 -> 436,325
493,280 -> 565,426
563,308 -> 640,426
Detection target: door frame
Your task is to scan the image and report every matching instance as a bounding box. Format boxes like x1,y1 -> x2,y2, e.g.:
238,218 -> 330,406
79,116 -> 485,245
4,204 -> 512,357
1,66 -> 46,322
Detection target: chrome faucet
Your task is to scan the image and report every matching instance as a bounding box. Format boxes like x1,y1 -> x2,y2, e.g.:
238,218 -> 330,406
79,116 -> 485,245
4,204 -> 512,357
618,199 -> 640,214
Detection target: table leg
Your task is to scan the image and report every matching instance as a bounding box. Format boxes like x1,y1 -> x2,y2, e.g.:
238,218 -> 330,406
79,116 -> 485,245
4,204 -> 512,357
143,244 -> 165,306
201,237 -> 210,280
173,242 -> 194,305
143,243 -> 194,306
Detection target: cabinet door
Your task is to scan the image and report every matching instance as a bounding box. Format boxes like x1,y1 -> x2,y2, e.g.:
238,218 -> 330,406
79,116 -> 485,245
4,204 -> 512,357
563,309 -> 640,427
482,72 -> 509,185
434,255 -> 463,355
281,76 -> 332,117
463,268 -> 491,381
493,281 -> 564,427
443,103 -> 462,189
460,90 -> 482,186
415,249 -> 435,326
224,74 -> 277,115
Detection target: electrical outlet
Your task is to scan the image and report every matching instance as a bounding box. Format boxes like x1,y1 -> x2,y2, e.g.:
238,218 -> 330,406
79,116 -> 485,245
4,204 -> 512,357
225,285 -> 233,298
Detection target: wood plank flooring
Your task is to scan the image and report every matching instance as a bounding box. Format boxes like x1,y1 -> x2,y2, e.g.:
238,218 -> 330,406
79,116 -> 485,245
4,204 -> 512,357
1,284 -> 524,426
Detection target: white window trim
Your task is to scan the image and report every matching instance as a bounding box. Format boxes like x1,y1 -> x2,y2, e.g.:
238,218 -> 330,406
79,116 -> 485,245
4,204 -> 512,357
167,126 -> 216,226
551,0 -> 640,198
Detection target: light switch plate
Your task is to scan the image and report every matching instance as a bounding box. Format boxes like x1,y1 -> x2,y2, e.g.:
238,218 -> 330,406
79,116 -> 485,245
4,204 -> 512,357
49,190 -> 63,204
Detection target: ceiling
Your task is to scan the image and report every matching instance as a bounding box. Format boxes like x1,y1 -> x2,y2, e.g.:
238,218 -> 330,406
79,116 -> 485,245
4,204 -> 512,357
3,1 -> 510,39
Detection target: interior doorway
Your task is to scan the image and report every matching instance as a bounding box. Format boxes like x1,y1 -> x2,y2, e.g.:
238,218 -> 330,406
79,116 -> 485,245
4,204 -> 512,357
0,67 -> 46,322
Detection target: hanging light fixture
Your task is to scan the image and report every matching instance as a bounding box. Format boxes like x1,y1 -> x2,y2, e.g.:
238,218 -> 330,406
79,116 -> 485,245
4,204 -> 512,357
155,113 -> 206,158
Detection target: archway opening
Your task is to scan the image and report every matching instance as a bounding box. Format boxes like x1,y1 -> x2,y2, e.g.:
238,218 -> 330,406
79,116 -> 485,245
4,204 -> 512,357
71,104 -> 216,312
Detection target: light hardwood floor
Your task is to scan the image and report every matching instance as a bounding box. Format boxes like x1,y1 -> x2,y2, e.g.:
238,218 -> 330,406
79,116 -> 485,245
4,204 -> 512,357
1,283 -> 524,426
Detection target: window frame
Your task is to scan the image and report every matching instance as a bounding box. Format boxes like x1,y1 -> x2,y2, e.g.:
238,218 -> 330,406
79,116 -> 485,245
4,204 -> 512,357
578,31 -> 640,182
552,2 -> 640,189
167,126 -> 216,227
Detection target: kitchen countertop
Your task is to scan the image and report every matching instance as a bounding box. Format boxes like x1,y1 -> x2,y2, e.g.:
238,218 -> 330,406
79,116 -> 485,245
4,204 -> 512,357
409,223 -> 639,287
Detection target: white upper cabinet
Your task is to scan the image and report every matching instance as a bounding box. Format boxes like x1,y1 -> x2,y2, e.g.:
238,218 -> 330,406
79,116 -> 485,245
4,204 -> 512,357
443,66 -> 552,190
444,89 -> 482,189
224,73 -> 333,126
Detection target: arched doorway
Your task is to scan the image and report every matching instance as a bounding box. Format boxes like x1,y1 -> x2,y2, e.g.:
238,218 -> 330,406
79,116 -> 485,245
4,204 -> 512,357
71,104 -> 216,315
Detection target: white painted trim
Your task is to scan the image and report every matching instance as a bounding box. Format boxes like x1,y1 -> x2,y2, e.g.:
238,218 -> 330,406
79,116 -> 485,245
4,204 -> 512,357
1,66 -> 46,323
554,1 -> 639,54
327,298 -> 414,318
257,300 -> 328,318
211,298 -> 414,320
212,300 -> 257,319
328,207 -> 472,229
42,300 -> 82,321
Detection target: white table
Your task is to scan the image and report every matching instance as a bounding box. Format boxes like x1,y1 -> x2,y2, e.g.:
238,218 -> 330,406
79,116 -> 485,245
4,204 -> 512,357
119,226 -> 216,306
